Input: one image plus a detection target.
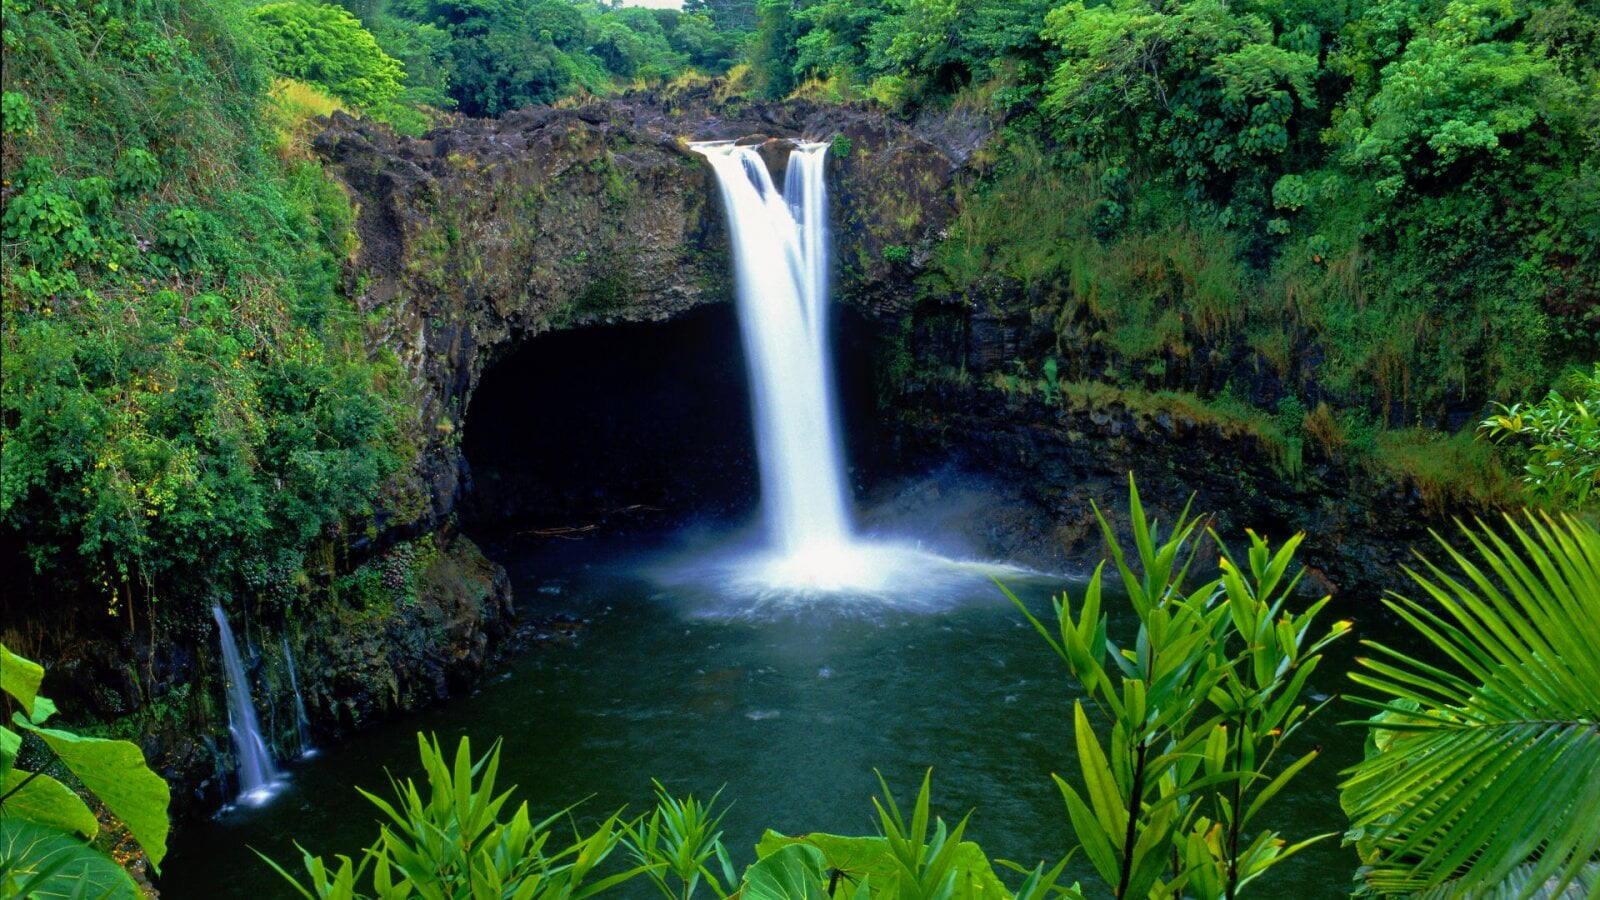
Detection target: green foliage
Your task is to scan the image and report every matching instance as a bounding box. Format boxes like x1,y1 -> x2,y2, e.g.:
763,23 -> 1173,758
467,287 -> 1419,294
748,0 -> 800,99
753,0 -> 1053,108
1003,475 -> 1347,897
625,780 -> 737,900
1341,513 -> 1600,896
263,733 -> 652,899
1,91 -> 37,137
0,819 -> 141,899
735,771 -> 1029,899
369,16 -> 456,110
251,2 -> 405,107
378,0 -> 746,116
1039,357 -> 1060,405
1,0 -> 403,618
741,843 -> 832,900
1041,0 -> 1319,218
1480,363 -> 1600,505
0,643 -> 171,890
898,0 -> 1597,484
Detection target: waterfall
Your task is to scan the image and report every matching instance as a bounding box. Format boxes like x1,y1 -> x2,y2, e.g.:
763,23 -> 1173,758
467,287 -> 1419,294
211,604 -> 280,805
694,141 -> 865,584
282,634 -> 316,759
682,137 -> 1036,607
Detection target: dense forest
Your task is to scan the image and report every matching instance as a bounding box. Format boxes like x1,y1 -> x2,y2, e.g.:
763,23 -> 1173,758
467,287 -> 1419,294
1,0 -> 1596,896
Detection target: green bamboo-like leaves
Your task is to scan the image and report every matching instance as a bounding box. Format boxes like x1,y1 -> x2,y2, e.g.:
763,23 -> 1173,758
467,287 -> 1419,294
1012,474 -> 1344,898
1342,513 -> 1600,897
269,733 -> 656,899
625,780 -> 735,900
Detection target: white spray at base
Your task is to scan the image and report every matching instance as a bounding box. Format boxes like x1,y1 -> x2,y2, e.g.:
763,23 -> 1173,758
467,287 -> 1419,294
211,604 -> 282,806
691,140 -> 1031,601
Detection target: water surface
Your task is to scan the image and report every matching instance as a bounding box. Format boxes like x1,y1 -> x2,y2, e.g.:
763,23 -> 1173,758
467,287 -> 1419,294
161,532 -> 1362,897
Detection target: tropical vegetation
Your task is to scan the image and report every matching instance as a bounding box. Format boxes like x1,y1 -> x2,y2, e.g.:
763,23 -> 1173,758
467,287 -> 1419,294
749,0 -> 1598,492
1342,512 -> 1600,897
1,644 -> 170,898
2,0 -> 1597,894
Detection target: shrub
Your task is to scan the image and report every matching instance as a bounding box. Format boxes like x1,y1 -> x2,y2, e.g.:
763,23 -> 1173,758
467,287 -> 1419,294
250,2 -> 405,108
1480,363 -> 1600,506
1003,476 -> 1348,897
1342,513 -> 1600,895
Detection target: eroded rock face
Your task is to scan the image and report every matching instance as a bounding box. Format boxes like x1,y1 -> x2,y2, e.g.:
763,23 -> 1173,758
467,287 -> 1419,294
312,94 -> 964,538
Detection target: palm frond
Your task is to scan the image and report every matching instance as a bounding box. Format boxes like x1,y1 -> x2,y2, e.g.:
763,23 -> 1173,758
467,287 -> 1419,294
1342,513 -> 1600,898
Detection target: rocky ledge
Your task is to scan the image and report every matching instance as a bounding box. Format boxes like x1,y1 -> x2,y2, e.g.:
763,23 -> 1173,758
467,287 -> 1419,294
312,91 -> 967,539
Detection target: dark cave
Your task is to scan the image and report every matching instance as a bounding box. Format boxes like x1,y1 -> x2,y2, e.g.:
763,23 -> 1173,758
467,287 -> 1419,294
459,302 -> 889,536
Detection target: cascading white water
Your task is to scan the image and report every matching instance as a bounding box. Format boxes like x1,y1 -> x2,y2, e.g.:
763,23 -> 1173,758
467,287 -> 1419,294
682,137 -> 1037,607
281,634 -> 316,759
211,604 -> 281,805
694,140 -> 871,589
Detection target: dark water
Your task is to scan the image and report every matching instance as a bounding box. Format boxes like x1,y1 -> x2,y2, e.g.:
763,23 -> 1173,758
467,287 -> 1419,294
160,532 -> 1364,898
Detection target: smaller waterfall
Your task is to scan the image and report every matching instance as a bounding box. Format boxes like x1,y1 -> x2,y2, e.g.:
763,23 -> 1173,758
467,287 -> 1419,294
212,604 -> 281,806
281,635 -> 316,759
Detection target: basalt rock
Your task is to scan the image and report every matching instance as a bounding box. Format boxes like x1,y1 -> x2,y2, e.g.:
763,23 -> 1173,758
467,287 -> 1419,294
312,95 -> 964,540
864,299 -> 1498,605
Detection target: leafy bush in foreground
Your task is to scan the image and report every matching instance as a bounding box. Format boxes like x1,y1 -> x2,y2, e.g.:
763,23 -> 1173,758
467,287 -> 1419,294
1005,476 -> 1348,897
0,644 -> 170,897
263,733 -> 650,899
1342,513 -> 1600,896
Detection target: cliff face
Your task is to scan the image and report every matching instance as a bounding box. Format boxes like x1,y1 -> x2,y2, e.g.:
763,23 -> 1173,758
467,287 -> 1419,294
318,89 -> 1476,605
313,93 -> 961,537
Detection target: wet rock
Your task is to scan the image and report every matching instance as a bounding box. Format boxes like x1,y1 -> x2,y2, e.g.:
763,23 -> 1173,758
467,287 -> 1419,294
311,93 -> 960,541
756,136 -> 798,184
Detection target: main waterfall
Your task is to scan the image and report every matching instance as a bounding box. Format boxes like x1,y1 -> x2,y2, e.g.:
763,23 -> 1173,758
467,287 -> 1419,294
693,141 -> 861,588
691,139 -> 1015,600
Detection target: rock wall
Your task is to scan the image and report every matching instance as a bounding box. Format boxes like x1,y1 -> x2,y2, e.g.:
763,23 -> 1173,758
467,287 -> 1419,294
313,93 -> 961,539
865,300 -> 1497,603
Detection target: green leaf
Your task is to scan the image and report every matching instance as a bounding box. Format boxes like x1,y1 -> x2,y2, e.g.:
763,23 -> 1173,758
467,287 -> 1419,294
741,843 -> 829,900
1343,513 -> 1600,897
0,645 -> 43,718
1053,775 -> 1120,887
1,770 -> 98,839
1071,702 -> 1127,846
0,819 -> 139,899
752,829 -> 1007,897
12,718 -> 169,870
0,727 -> 18,783
1243,750 -> 1319,827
